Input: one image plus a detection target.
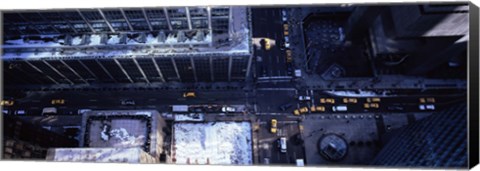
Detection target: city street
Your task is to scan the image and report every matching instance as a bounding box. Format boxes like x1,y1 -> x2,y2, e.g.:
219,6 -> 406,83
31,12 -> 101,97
252,7 -> 289,78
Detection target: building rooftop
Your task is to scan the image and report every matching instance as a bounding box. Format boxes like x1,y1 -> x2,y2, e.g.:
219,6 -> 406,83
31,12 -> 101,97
1,7 -> 251,60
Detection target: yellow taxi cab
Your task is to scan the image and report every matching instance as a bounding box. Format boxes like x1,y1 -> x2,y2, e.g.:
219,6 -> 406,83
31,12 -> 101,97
51,99 -> 65,105
283,24 -> 289,36
183,92 -> 196,98
271,119 -> 278,134
364,103 -> 380,109
310,106 -> 326,112
299,107 -> 309,113
0,100 -> 14,106
342,98 -> 358,104
293,109 -> 300,115
320,98 -> 335,104
367,97 -> 381,103
264,39 -> 271,50
426,97 -> 436,103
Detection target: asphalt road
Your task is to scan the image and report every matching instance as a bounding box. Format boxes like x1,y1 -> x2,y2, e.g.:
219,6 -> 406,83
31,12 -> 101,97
252,7 -> 288,78
4,89 -> 250,115
257,115 -> 304,165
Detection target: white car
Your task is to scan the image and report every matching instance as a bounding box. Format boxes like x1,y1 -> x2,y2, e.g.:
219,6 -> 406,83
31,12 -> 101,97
282,10 -> 287,22
419,104 -> 435,111
222,106 -> 236,112
332,105 -> 348,112
279,137 -> 287,153
295,69 -> 302,77
298,96 -> 311,101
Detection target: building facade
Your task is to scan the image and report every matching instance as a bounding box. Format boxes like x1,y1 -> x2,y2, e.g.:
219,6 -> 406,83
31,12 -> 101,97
2,6 -> 253,85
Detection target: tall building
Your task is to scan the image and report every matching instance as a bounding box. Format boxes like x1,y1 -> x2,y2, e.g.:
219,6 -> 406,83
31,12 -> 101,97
2,6 -> 253,85
344,4 -> 469,77
302,3 -> 468,79
371,102 -> 467,168
2,115 -> 78,159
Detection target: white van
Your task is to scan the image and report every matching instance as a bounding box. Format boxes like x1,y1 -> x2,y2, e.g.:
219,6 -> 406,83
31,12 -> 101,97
279,137 -> 287,153
332,105 -> 348,112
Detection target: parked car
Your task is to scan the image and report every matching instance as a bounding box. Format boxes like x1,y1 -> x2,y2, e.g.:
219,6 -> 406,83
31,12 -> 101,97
221,106 -> 236,113
298,96 -> 311,101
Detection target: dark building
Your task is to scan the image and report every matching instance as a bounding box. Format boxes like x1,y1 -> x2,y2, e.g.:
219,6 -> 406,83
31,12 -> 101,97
2,115 -> 78,159
303,3 -> 468,79
371,102 -> 467,168
2,6 -> 253,85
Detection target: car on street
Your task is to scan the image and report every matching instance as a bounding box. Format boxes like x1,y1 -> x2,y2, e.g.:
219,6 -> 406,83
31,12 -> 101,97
286,49 -> 292,63
0,100 -> 14,106
298,96 -> 311,101
342,98 -> 357,104
279,137 -> 287,153
281,10 -> 287,22
284,36 -> 290,48
332,105 -> 348,112
221,106 -> 236,113
283,23 -> 289,36
51,99 -> 65,105
264,38 -> 271,50
320,98 -> 335,104
271,119 -> 278,134
366,97 -> 381,103
279,103 -> 293,111
419,97 -> 436,103
419,104 -> 435,110
121,99 -> 135,106
294,69 -> 302,77
15,110 -> 26,115
299,107 -> 309,113
364,103 -> 380,109
310,105 -> 325,112
183,92 -> 196,98
293,107 -> 309,115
